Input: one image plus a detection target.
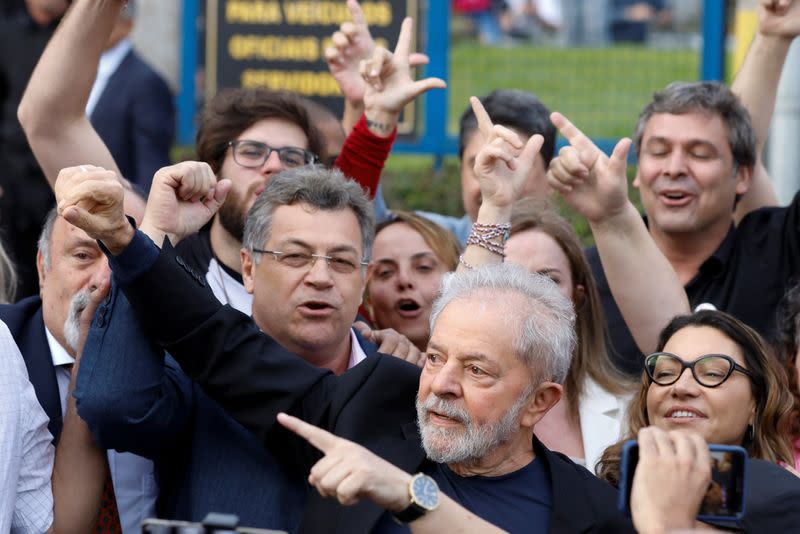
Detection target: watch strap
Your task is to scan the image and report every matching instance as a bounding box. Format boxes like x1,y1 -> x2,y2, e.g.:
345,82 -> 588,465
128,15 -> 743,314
392,501 -> 428,523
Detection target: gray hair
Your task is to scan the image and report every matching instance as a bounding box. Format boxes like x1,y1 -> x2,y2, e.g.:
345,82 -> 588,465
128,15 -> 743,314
634,81 -> 756,170
242,166 -> 374,263
430,263 -> 576,384
37,207 -> 59,272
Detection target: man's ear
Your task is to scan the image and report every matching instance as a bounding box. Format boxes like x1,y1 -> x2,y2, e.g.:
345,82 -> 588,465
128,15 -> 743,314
36,249 -> 46,297
520,382 -> 562,429
359,262 -> 375,306
734,164 -> 753,196
240,248 -> 256,294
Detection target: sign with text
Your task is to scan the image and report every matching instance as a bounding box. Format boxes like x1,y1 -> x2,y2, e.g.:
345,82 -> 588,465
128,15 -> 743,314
206,0 -> 420,136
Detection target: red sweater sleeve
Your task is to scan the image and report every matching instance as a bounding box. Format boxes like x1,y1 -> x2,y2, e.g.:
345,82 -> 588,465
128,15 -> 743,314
334,114 -> 396,199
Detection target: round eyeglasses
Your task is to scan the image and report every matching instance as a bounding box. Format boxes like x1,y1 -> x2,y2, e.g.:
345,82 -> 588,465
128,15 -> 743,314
228,140 -> 317,168
645,352 -> 753,388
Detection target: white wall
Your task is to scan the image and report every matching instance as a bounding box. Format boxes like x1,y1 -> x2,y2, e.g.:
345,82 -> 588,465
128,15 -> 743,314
130,0 -> 182,91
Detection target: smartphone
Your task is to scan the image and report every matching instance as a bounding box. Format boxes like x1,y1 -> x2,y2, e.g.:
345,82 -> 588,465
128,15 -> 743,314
618,440 -> 748,523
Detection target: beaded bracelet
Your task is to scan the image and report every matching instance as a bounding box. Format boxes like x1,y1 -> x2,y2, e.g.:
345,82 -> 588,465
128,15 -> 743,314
458,254 -> 474,270
465,221 -> 511,258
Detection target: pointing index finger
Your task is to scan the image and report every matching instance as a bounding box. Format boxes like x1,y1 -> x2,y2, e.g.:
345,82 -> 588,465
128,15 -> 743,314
550,111 -> 596,153
347,0 -> 368,29
277,412 -> 339,453
470,96 -> 494,139
393,17 -> 413,61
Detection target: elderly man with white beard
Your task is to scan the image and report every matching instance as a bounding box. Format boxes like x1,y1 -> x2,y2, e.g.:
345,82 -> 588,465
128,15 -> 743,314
0,187 -> 158,533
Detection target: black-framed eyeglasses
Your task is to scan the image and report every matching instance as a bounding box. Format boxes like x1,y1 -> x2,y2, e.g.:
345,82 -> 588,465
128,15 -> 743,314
645,352 -> 753,388
252,248 -> 369,275
228,140 -> 317,168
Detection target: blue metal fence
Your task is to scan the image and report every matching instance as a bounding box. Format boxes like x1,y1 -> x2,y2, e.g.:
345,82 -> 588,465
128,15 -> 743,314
177,0 -> 727,157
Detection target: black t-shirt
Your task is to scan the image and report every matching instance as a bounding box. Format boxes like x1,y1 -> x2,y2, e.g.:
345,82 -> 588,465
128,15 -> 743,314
374,459 -> 552,534
588,192 -> 800,376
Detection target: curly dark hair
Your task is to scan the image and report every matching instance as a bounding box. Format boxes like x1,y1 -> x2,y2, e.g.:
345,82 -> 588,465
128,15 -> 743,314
596,310 -> 795,485
776,282 -> 800,441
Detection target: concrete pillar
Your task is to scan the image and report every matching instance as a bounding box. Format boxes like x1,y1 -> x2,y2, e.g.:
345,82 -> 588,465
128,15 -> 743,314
130,0 -> 181,91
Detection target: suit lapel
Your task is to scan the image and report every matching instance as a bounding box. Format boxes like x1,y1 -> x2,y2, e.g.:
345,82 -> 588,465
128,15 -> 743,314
20,307 -> 63,442
89,49 -> 134,121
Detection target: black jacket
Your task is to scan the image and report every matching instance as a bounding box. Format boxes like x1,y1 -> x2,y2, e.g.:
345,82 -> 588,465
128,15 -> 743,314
103,238 -> 627,533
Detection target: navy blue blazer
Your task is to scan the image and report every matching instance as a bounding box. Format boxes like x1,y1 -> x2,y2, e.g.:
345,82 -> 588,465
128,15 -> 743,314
0,296 -> 62,442
89,48 -> 174,193
76,280 -> 379,531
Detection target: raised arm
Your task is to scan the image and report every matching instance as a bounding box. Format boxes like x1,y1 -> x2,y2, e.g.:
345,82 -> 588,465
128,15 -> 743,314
325,0 -> 430,134
325,0 -> 373,134
50,278 -> 112,533
458,97 -> 544,272
74,282 -> 195,459
17,0 -> 125,185
547,113 -> 689,355
732,0 -> 800,221
332,13 -> 443,198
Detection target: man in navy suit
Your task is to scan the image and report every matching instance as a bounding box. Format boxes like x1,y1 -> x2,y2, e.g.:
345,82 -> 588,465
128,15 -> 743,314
73,163 -> 395,529
86,1 -> 174,193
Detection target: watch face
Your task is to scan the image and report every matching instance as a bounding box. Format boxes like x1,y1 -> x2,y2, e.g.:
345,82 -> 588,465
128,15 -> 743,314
411,475 -> 440,510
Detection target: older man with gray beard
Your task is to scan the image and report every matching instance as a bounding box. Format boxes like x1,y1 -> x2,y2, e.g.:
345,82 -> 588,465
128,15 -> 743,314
62,288 -> 92,353
0,194 -> 157,533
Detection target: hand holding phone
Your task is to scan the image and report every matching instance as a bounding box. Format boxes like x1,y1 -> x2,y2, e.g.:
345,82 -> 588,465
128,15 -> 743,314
619,427 -> 748,532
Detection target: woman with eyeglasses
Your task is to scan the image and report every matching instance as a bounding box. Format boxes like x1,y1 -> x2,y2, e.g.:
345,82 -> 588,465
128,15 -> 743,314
597,310 -> 795,486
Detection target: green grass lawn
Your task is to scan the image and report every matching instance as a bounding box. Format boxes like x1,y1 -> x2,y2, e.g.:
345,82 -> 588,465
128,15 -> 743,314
381,43 -> 700,242
447,44 -> 699,138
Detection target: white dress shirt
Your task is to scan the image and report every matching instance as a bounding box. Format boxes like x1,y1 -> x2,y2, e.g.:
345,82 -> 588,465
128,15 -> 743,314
0,321 -> 54,533
348,328 -> 368,369
85,38 -> 133,117
206,257 -> 254,314
45,327 -> 157,534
